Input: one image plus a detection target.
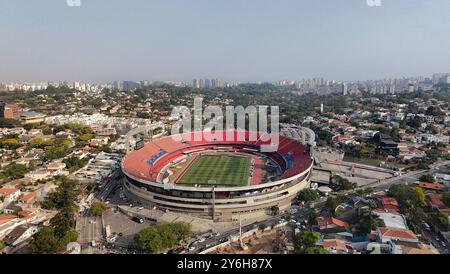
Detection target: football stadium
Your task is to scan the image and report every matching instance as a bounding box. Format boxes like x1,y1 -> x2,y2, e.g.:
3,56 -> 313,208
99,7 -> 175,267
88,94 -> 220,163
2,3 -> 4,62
121,131 -> 313,222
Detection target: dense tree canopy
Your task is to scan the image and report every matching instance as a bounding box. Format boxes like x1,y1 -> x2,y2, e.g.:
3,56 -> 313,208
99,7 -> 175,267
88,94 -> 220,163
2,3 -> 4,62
135,223 -> 191,253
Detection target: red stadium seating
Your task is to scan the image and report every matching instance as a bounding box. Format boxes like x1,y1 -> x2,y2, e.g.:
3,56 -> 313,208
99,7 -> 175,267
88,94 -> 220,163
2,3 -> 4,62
122,131 -> 312,183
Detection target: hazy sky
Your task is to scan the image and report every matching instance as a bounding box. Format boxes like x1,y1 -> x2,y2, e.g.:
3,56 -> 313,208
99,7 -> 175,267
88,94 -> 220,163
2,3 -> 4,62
1,0 -> 450,83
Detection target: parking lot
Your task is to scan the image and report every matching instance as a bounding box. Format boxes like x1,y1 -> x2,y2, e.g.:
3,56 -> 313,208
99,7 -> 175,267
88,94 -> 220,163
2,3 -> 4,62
103,208 -> 150,249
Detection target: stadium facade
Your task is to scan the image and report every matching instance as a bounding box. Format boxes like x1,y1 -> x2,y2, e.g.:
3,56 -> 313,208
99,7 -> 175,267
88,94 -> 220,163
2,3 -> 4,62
121,131 -> 313,222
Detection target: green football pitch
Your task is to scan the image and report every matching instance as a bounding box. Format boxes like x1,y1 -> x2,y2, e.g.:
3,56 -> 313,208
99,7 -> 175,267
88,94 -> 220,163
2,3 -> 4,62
177,155 -> 251,187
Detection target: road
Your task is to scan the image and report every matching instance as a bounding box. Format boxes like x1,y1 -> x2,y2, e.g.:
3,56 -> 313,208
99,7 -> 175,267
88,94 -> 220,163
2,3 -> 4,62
77,214 -> 104,254
355,160 -> 450,193
185,205 -> 321,254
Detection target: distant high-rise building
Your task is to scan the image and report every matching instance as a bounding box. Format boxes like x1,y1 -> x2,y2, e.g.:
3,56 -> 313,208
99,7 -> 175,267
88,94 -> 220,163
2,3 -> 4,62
205,79 -> 211,89
193,79 -> 198,88
123,81 -> 140,91
341,83 -> 348,95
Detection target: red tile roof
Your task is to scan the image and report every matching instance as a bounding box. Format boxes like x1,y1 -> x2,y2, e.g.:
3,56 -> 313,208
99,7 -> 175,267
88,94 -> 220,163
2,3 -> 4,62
379,228 -> 418,241
418,182 -> 444,191
20,192 -> 37,203
0,188 -> 19,196
0,214 -> 17,225
316,217 -> 349,231
380,197 -> 399,207
322,240 -> 348,250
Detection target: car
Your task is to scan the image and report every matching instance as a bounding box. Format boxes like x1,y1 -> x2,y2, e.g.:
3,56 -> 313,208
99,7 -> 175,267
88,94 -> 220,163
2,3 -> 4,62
189,246 -> 196,251
198,238 -> 206,243
215,232 -> 221,237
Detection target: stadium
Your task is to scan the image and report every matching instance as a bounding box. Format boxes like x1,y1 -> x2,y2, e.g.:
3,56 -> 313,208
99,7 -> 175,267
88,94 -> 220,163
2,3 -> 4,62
121,130 -> 313,222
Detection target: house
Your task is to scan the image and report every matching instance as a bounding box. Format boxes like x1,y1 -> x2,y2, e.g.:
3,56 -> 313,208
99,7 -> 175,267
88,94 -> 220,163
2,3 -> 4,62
0,214 -> 16,227
19,192 -> 37,205
377,227 -> 418,244
315,217 -> 350,233
24,169 -> 52,182
2,204 -> 22,215
417,182 -> 445,192
321,239 -> 355,254
372,133 -> 400,157
401,243 -> 440,254
0,188 -> 21,204
46,161 -> 66,172
0,214 -> 20,239
376,196 -> 400,212
427,194 -> 450,214
373,210 -> 408,230
3,225 -> 38,247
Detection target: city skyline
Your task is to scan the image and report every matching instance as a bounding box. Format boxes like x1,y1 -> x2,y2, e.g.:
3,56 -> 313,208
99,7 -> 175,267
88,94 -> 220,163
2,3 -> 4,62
1,0 -> 450,83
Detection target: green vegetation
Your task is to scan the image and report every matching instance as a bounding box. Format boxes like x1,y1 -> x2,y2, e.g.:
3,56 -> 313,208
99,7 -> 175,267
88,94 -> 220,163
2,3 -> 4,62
294,231 -> 328,254
303,247 -> 330,254
63,156 -> 90,173
41,177 -> 81,212
135,223 -> 191,253
298,189 -> 320,203
29,176 -> 80,254
428,213 -> 449,231
330,175 -> 357,191
0,163 -> 30,184
178,155 -> 251,187
388,184 -> 427,232
0,138 -> 21,149
351,213 -> 384,236
443,192 -> 450,208
325,194 -> 348,216
90,202 -> 108,216
419,174 -> 435,183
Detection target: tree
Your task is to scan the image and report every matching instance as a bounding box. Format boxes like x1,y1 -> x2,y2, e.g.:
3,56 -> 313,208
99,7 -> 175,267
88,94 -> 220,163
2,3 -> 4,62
426,106 -> 443,116
50,210 -> 75,238
294,231 -> 321,253
41,177 -> 80,212
299,189 -> 320,203
135,223 -> 191,253
90,202 -> 108,216
442,192 -> 450,208
303,247 -> 329,254
326,197 -> 339,214
388,184 -> 427,232
29,227 -> 61,254
307,210 -> 319,225
419,174 -> 435,183
270,206 -> 280,216
331,175 -> 357,191
59,230 -> 79,247
0,240 -> 4,252
352,213 -> 384,236
429,213 -> 449,231
0,163 -> 29,182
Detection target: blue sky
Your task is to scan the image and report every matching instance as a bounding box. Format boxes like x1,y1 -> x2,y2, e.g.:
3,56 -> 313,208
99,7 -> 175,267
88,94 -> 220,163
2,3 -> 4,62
1,0 -> 450,82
